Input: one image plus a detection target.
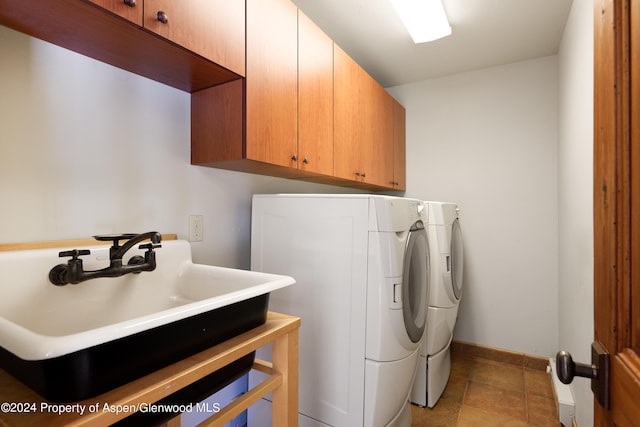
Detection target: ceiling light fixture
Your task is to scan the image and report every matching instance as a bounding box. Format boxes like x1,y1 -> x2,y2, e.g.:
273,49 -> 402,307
391,0 -> 452,43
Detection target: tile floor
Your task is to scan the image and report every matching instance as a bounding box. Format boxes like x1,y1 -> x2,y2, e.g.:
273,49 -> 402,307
411,353 -> 561,426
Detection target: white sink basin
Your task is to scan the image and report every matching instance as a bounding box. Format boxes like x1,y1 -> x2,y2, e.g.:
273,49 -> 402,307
0,239 -> 295,402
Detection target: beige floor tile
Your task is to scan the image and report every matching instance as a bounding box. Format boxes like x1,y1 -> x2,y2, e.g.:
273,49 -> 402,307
457,404 -> 528,427
441,374 -> 468,403
470,359 -> 525,393
524,368 -> 554,399
411,398 -> 460,426
463,381 -> 527,421
527,394 -> 561,426
450,354 -> 475,378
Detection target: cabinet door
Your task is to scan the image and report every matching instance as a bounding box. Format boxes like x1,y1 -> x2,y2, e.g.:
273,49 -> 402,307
334,44 -> 363,181
245,0 -> 298,168
392,98 -> 407,190
143,0 -> 245,76
360,70 -> 394,188
88,0 -> 142,25
298,11 -> 334,175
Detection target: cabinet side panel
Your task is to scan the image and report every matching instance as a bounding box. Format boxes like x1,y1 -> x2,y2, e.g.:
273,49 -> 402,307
191,80 -> 244,164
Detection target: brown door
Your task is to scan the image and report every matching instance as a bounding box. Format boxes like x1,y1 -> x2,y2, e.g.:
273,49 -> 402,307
593,0 -> 640,425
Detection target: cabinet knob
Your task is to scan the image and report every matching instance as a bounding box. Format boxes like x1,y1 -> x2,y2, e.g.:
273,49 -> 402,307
291,154 -> 297,162
303,157 -> 309,164
123,0 -> 136,7
157,11 -> 169,24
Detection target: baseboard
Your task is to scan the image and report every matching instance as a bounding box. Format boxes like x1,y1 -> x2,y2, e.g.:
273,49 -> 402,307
451,340 -> 549,371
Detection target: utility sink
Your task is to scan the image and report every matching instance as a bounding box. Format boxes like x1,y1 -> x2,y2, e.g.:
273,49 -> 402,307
0,240 -> 295,402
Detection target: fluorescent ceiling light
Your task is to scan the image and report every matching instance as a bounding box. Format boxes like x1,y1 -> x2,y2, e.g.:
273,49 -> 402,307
391,0 -> 452,43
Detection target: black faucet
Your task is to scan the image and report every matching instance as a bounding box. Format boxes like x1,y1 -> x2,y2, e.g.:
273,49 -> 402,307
48,232 -> 162,286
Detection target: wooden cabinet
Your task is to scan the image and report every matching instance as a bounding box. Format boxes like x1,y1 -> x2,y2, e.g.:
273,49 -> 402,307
245,0 -> 298,168
87,0 -> 142,25
298,10 -> 334,175
0,0 -> 404,190
193,33 -> 405,190
186,0 -> 405,190
89,0 -> 245,77
0,0 -> 404,191
334,45 -> 398,188
193,0 -> 336,176
0,0 -> 241,92
143,0 -> 245,77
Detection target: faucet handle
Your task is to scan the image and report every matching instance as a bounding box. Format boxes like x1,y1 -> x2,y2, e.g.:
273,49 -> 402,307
93,233 -> 138,247
139,242 -> 161,251
59,249 -> 91,259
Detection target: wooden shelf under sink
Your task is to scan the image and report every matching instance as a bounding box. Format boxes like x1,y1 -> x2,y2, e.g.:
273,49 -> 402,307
0,311 -> 301,426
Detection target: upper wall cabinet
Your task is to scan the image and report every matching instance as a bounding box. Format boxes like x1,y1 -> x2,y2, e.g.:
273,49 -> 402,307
142,0 -> 245,77
334,44 -> 402,189
0,0 -> 243,92
191,0 -> 405,191
0,0 -> 405,191
192,0 -> 337,179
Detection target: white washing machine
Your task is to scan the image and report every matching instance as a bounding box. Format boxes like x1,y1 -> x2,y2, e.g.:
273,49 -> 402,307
411,201 -> 463,408
249,194 -> 430,426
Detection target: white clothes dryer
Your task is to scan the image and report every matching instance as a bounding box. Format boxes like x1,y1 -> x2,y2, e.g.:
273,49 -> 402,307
426,202 -> 463,309
411,201 -> 464,409
249,194 -> 430,427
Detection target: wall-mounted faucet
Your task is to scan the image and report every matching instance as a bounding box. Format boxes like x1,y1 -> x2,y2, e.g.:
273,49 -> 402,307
48,232 -> 162,286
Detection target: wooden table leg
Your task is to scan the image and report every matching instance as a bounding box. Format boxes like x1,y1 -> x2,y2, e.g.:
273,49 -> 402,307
271,327 -> 299,426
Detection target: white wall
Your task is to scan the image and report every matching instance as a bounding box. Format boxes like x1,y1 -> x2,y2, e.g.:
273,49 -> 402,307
557,0 -> 594,425
0,25 -> 356,267
387,56 -> 560,357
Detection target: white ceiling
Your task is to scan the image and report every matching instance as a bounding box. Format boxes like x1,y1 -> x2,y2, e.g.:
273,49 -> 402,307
292,0 -> 574,87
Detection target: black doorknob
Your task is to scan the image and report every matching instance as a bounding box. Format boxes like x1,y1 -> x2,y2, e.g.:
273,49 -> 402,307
555,343 -> 610,409
556,350 -> 598,384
